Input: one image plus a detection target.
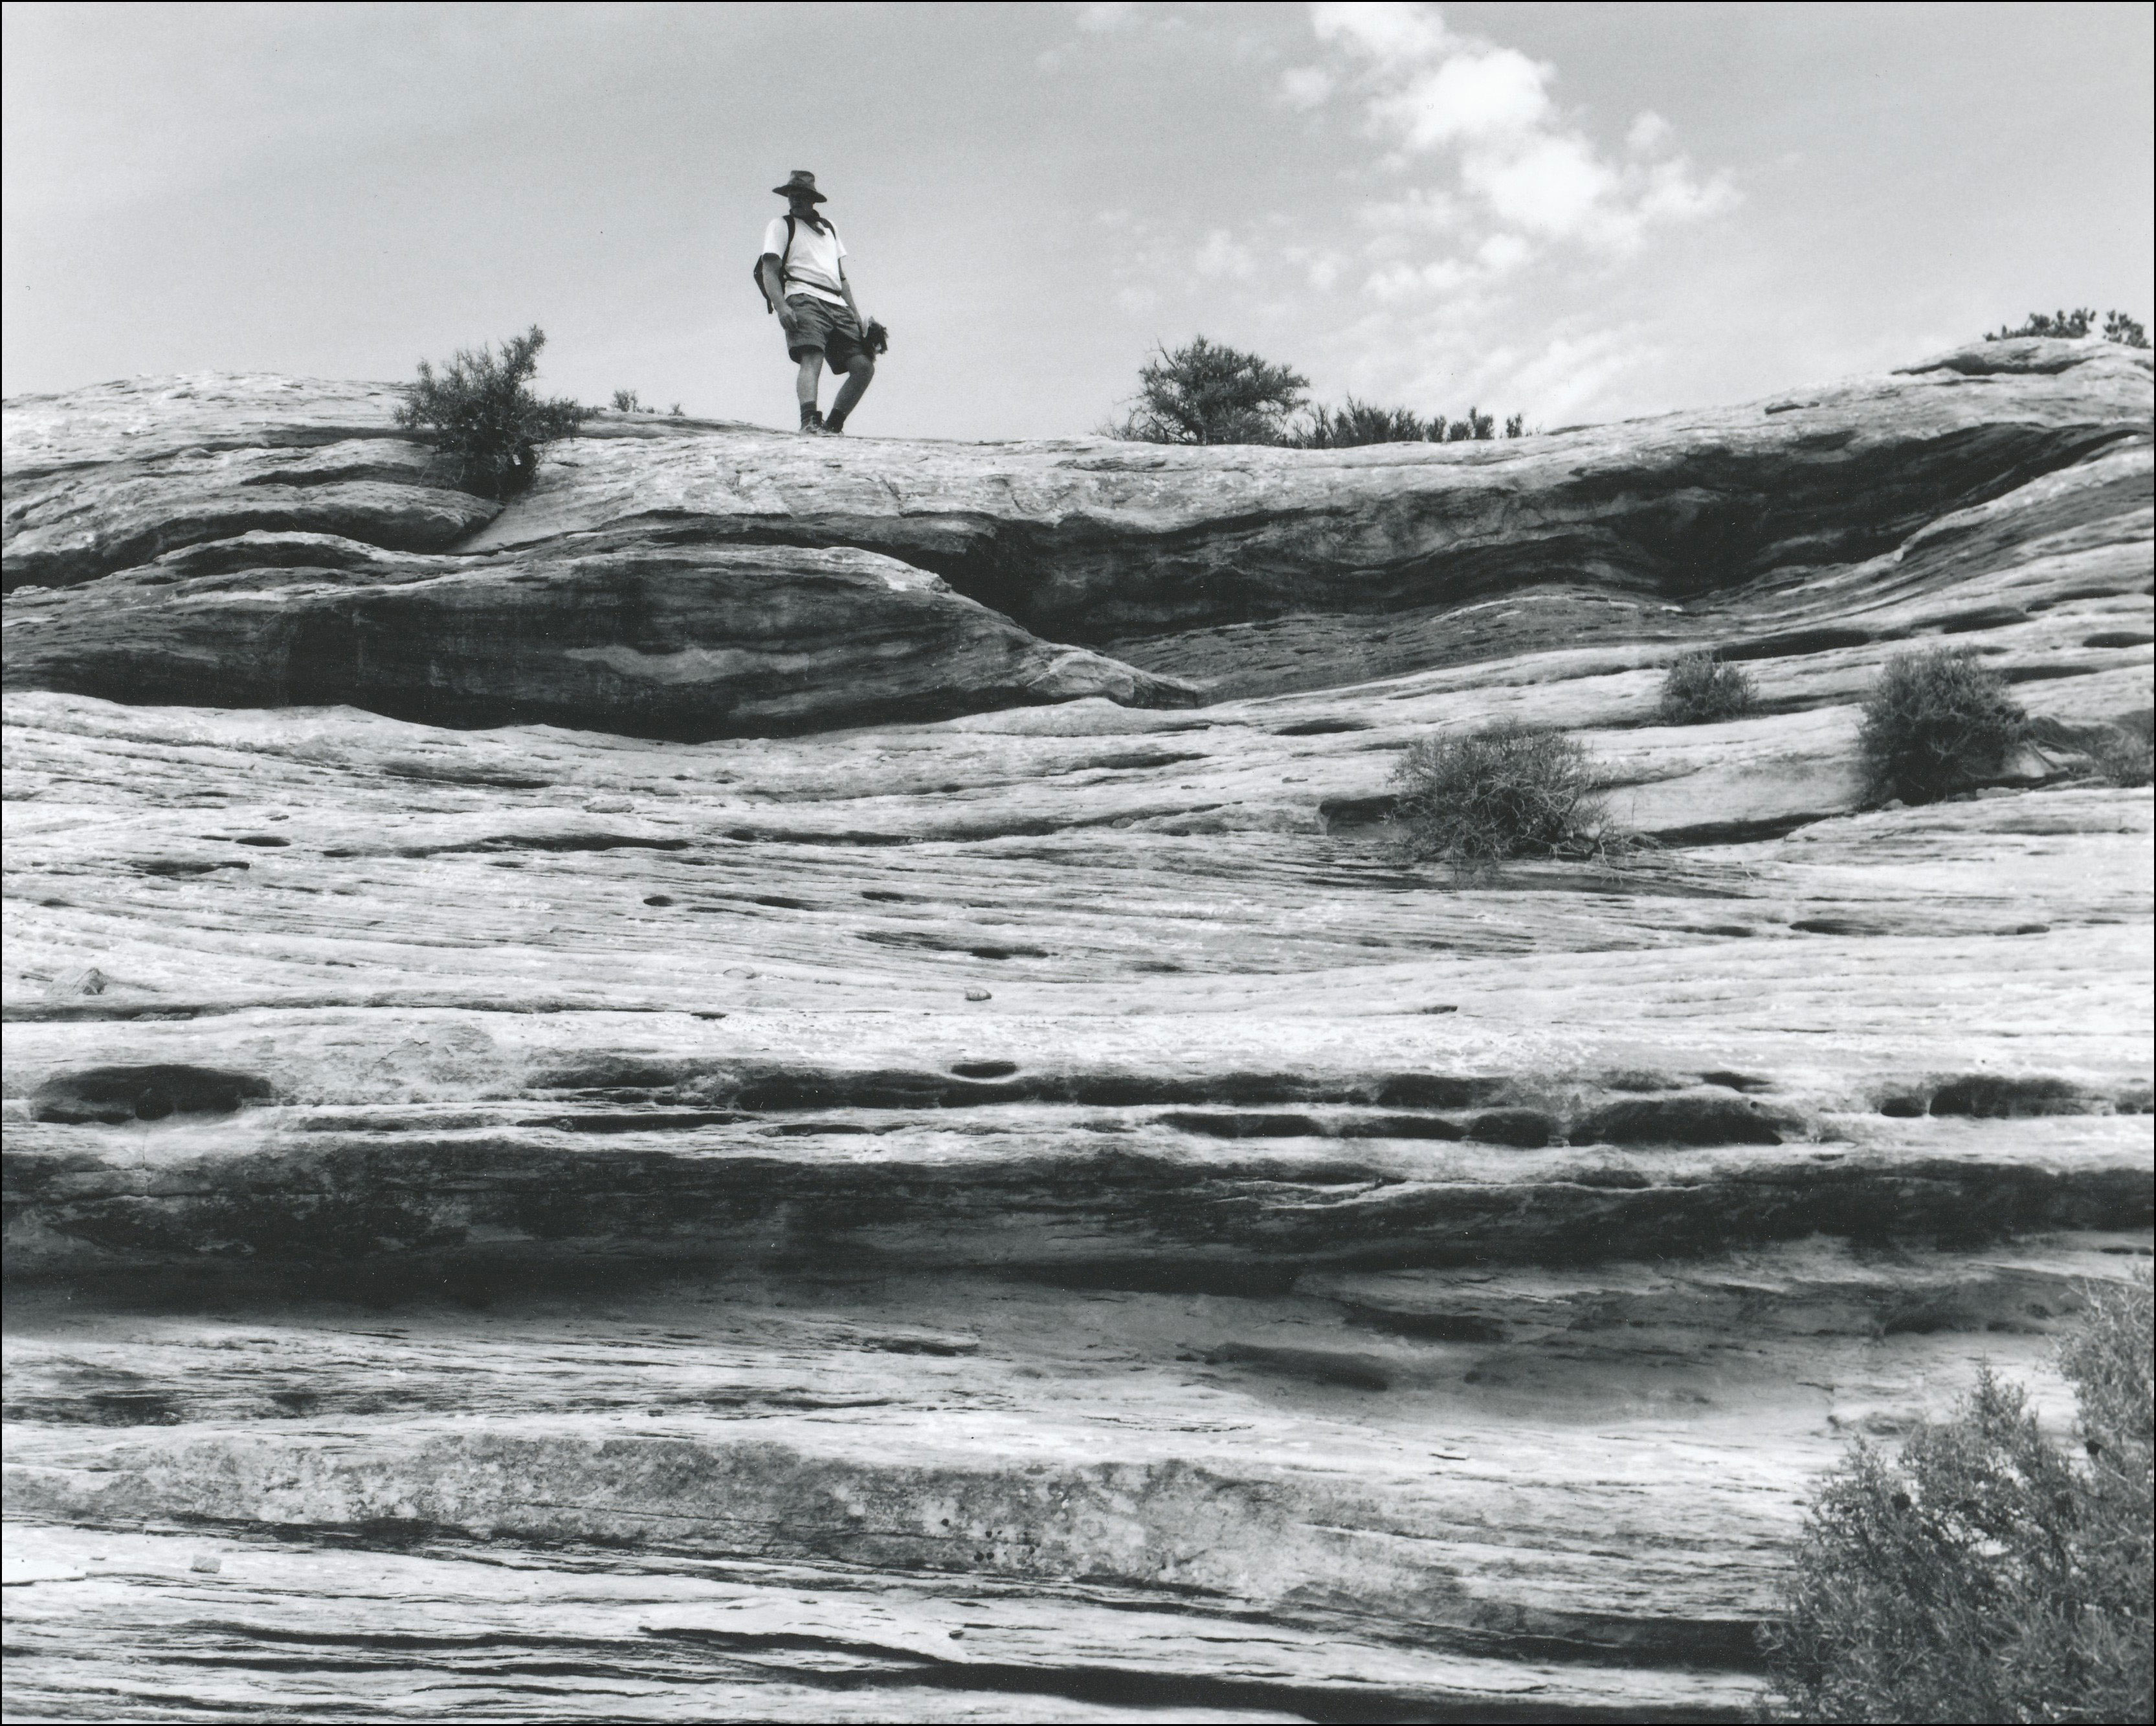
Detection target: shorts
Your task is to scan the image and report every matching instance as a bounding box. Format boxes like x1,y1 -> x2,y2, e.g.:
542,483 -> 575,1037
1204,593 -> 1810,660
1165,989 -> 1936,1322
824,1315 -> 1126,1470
783,295 -> 871,368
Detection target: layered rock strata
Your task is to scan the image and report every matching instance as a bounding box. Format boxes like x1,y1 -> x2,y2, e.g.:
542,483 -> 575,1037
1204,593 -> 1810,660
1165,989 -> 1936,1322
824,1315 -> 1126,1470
3,340 -> 2151,1721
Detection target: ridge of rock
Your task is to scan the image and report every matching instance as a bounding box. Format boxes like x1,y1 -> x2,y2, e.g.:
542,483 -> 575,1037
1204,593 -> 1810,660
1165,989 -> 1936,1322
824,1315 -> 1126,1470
5,337 -> 2148,737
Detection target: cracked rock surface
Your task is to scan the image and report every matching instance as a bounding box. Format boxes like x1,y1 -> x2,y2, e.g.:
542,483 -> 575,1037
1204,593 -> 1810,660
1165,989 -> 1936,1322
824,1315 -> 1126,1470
3,338 -> 2151,1721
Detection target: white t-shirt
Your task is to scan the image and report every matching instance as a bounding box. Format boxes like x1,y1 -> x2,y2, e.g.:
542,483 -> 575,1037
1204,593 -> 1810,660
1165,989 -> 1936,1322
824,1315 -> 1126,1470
761,215 -> 847,307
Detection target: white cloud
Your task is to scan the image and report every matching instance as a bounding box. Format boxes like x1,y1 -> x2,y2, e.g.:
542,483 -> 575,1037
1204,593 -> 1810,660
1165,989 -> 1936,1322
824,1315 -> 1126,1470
1311,1 -> 1450,62
1637,157 -> 1738,224
1279,65 -> 1335,109
1501,327 -> 1656,423
1627,110 -> 1672,154
1461,133 -> 1615,237
1074,1 -> 1136,30
1373,47 -> 1553,149
1365,258 -> 1465,302
1474,231 -> 1530,273
1194,227 -> 1256,279
1356,187 -> 1462,236
1275,6 -> 1741,431
1301,1 -> 1735,254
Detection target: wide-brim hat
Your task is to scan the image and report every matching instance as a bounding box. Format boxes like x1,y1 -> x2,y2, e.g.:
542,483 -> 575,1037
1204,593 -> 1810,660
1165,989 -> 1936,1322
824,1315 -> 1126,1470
773,170 -> 827,203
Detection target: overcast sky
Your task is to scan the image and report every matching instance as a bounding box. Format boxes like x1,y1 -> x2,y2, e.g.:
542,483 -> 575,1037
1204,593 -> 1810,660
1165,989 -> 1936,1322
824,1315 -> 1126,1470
5,2 -> 2151,438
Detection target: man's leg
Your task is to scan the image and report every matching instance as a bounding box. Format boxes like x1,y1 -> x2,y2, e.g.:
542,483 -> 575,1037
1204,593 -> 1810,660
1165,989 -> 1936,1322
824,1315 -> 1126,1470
824,356 -> 876,431
794,350 -> 825,428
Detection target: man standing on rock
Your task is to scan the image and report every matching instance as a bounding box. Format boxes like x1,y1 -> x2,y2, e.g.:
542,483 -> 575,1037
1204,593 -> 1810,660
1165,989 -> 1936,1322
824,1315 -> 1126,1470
758,170 -> 876,434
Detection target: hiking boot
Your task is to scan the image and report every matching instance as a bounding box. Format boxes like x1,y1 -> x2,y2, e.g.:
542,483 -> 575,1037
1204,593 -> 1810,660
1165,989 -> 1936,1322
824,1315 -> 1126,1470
823,410 -> 848,435
798,405 -> 826,433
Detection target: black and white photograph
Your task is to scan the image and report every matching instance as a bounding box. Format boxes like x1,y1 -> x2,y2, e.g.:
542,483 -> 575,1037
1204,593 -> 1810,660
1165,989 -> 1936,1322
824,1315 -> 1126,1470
3,3 -> 2151,1721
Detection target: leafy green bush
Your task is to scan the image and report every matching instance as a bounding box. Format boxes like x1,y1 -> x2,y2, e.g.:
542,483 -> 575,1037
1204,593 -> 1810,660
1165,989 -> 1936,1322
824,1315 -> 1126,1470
1764,1272 -> 2154,1724
1658,650 -> 1759,723
1986,307 -> 2150,348
1110,336 -> 1309,445
396,325 -> 586,500
1858,647 -> 2028,805
1390,722 -> 1621,877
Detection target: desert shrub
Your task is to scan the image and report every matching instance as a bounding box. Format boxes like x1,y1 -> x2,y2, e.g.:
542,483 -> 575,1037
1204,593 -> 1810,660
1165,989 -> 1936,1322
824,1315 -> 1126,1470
1390,722 -> 1620,876
1110,335 -> 1309,445
611,388 -> 643,412
2086,711 -> 2154,787
2103,311 -> 2150,349
1293,396 -> 1429,447
1858,647 -> 2028,805
1986,307 -> 2150,349
397,325 -> 586,500
1247,396 -> 1534,449
2030,712 -> 2156,789
1658,650 -> 1759,724
1762,1272 -> 2155,1724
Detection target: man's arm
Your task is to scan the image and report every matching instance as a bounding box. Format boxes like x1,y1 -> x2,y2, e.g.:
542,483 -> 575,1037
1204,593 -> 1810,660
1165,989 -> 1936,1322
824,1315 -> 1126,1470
759,255 -> 795,330
838,260 -> 865,328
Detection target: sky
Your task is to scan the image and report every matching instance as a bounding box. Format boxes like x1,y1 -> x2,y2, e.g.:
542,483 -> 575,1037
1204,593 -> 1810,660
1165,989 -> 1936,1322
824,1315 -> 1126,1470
3,1 -> 2151,438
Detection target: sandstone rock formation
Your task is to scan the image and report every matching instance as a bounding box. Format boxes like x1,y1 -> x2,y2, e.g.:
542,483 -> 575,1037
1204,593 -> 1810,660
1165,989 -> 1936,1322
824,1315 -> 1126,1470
3,339 -> 2151,1721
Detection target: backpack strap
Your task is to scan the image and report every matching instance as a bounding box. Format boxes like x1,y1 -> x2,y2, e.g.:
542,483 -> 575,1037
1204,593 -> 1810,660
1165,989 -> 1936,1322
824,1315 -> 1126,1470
758,214 -> 799,315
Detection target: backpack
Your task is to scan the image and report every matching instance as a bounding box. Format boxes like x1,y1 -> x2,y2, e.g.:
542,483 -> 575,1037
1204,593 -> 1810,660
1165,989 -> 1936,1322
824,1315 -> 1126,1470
754,216 -> 798,314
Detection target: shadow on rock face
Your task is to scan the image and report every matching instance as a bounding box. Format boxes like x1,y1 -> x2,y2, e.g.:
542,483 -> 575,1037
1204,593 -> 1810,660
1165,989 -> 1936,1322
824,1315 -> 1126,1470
30,1064 -> 276,1125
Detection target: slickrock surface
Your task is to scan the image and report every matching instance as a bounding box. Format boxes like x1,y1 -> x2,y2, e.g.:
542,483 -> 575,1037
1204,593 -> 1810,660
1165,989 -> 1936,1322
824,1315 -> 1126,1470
4,338 -> 2152,1721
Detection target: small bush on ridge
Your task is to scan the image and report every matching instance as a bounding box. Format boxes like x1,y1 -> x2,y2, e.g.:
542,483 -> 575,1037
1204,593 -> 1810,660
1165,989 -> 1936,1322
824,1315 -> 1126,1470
1986,307 -> 2150,348
1390,722 -> 1621,877
1295,396 -> 1428,447
1658,651 -> 1759,724
1858,646 -> 2028,805
1109,335 -> 1309,445
1763,1272 -> 2153,1723
1289,400 -> 1527,447
1113,343 -> 1531,449
396,325 -> 586,500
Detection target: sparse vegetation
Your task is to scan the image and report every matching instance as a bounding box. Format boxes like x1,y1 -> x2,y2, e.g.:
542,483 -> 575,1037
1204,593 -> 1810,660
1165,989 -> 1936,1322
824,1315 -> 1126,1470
2086,711 -> 2155,787
2030,712 -> 2155,789
1110,335 -> 1309,445
1858,646 -> 2028,805
1762,1272 -> 2154,1724
611,388 -> 643,412
1293,396 -> 1428,448
396,326 -> 586,500
1113,341 -> 1529,447
1658,650 -> 1759,724
1286,398 -> 1528,447
1390,721 -> 1627,877
1986,307 -> 2150,349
